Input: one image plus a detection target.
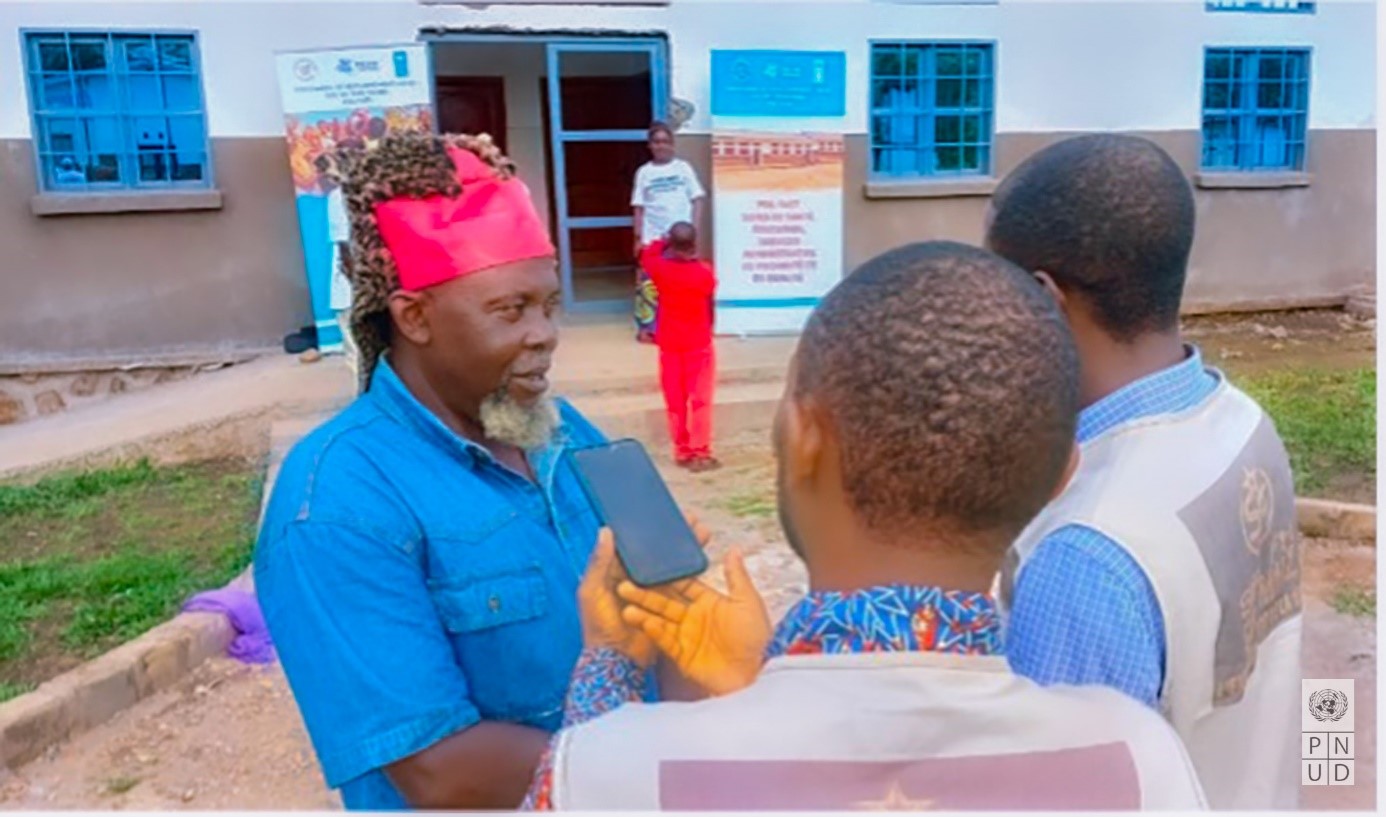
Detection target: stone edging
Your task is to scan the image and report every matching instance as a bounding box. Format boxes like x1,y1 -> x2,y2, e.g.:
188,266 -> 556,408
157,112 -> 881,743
1,496 -> 1373,772
1,608 -> 234,770
1297,497 -> 1377,541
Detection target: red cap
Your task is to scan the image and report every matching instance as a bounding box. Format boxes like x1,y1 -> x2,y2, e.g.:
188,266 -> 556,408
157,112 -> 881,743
373,146 -> 555,291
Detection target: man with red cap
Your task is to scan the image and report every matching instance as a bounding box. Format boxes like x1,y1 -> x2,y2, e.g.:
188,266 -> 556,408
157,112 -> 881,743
255,133 -> 616,810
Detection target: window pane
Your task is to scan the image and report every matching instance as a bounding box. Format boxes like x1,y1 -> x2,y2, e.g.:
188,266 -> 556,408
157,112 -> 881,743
84,116 -> 124,158
40,116 -> 78,153
1289,79 -> 1309,111
1206,51 -> 1230,80
1258,52 -> 1284,82
961,145 -> 980,171
963,78 -> 983,108
163,74 -> 200,111
86,152 -> 121,184
1257,81 -> 1284,109
122,37 -> 157,71
158,38 -> 193,72
961,114 -> 984,145
133,116 -> 171,181
47,154 -> 89,188
964,47 -> 984,76
127,74 -> 163,111
35,39 -> 70,72
1256,116 -> 1289,161
936,78 -> 962,108
168,114 -> 205,154
872,79 -> 903,109
935,145 -> 963,172
74,73 -> 115,111
1203,115 -> 1238,168
1205,81 -> 1230,110
872,46 -> 902,78
936,49 -> 963,77
903,47 -> 922,77
873,113 -> 919,147
170,152 -> 205,182
70,38 -> 107,71
935,116 -> 961,144
40,73 -> 75,109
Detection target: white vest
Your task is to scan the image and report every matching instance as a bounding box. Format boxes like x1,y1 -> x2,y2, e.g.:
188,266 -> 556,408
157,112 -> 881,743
549,651 -> 1207,810
999,379 -> 1302,810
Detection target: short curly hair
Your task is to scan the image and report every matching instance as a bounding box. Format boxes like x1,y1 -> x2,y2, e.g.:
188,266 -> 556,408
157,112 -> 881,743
985,134 -> 1195,342
795,241 -> 1079,548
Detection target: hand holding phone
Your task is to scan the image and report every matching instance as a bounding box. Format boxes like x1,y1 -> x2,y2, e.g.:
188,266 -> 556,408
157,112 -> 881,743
570,439 -> 710,587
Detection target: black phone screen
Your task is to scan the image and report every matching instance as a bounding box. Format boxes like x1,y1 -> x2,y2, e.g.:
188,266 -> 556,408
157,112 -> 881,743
570,439 -> 709,588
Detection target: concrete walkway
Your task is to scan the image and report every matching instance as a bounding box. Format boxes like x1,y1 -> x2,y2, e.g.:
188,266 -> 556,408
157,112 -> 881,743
0,322 -> 796,484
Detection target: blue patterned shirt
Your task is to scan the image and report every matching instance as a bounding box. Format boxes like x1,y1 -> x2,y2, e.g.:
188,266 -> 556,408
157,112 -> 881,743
1006,346 -> 1221,708
523,584 -> 1001,809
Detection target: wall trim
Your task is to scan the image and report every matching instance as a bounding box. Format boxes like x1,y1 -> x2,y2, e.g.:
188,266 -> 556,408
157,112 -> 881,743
31,189 -> 225,217
864,177 -> 999,200
1195,171 -> 1313,190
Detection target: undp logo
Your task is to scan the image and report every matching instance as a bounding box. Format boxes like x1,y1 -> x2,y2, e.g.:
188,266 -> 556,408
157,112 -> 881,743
293,58 -> 317,82
1302,679 -> 1354,787
1308,689 -> 1349,723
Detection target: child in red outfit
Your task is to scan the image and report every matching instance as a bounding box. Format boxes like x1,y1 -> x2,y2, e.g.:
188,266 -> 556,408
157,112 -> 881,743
639,222 -> 719,471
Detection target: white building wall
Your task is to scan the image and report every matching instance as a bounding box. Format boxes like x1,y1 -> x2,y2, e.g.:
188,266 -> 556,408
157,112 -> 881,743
0,0 -> 1374,141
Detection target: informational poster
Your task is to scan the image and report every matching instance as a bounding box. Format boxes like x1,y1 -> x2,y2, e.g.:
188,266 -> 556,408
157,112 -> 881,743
274,44 -> 434,351
710,50 -> 847,335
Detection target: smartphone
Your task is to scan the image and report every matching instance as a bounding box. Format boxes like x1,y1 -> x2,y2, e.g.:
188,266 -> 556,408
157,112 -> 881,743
570,439 -> 710,588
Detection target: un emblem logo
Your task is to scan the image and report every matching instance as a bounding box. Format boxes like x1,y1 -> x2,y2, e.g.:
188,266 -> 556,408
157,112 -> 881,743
1309,688 -> 1350,723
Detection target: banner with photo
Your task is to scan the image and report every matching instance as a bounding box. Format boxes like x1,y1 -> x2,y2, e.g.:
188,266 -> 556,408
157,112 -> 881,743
274,44 -> 434,351
710,50 -> 847,335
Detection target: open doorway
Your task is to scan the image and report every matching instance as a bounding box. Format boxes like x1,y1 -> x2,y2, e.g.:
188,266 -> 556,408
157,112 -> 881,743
428,33 -> 667,314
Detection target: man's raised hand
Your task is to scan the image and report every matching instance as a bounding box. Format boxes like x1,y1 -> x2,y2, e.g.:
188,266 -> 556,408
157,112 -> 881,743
617,547 -> 771,697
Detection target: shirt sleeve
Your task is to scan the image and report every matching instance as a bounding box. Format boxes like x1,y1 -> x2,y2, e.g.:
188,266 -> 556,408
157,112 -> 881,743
254,519 -> 481,788
520,648 -> 650,810
630,165 -> 647,207
1005,524 -> 1166,708
684,161 -> 706,200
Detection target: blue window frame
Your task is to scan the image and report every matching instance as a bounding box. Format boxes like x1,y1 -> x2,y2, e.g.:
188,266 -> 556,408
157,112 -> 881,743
22,31 -> 212,192
1206,0 -> 1315,13
1201,47 -> 1310,172
869,41 -> 994,178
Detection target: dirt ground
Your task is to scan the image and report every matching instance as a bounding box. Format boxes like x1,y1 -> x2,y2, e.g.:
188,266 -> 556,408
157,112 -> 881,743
0,431 -> 1375,811
1183,309 -> 1374,377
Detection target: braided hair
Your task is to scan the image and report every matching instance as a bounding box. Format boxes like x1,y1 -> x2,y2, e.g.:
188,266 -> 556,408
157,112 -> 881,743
336,132 -> 515,393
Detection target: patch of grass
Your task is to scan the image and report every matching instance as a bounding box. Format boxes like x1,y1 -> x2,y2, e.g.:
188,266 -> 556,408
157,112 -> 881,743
0,680 -> 35,703
1238,367 -> 1375,496
725,491 -> 777,519
1331,586 -> 1376,619
0,460 -> 159,517
105,776 -> 142,796
0,459 -> 262,688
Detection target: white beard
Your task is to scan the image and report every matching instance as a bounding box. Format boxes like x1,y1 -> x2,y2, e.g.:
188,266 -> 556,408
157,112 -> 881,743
479,388 -> 559,451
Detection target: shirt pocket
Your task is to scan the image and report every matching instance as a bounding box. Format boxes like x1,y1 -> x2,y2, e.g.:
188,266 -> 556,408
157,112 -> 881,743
427,565 -> 571,726
431,570 -> 548,633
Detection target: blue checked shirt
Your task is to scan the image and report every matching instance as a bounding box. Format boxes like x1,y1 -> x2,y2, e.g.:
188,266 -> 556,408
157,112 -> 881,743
1006,347 -> 1221,708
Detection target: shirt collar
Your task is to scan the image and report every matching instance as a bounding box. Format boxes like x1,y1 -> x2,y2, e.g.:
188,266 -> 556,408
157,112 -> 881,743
1076,344 -> 1221,443
765,584 -> 1003,660
367,356 -> 572,471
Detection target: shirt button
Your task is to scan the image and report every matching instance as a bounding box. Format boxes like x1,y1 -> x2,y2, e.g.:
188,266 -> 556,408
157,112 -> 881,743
488,595 -> 502,612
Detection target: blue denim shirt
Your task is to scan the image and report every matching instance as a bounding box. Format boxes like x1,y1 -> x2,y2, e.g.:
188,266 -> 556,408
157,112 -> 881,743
1007,346 -> 1221,708
255,358 -> 606,810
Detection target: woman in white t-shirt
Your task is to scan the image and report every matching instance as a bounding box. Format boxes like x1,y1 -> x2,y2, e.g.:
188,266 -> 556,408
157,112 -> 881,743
630,121 -> 706,344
